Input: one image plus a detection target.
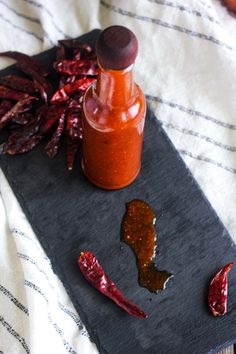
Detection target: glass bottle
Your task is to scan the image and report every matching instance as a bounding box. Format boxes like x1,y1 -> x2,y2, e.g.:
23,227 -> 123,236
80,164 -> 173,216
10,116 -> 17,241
82,25 -> 146,189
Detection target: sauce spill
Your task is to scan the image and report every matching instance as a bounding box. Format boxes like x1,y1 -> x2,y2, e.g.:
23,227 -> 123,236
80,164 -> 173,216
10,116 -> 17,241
121,199 -> 172,292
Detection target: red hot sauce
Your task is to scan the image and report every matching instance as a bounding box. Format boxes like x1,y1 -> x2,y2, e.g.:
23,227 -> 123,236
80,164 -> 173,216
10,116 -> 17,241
82,26 -> 146,189
121,199 -> 172,292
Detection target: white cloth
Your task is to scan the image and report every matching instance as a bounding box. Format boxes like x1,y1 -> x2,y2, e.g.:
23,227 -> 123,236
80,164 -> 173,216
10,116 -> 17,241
0,0 -> 236,353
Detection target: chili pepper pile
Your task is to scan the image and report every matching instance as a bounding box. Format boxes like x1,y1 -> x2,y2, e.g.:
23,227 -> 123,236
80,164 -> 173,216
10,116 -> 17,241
78,251 -> 147,319
0,39 -> 98,170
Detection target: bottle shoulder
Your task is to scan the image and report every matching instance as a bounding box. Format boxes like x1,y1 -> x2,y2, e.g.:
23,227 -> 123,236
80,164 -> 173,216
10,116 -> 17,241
83,83 -> 146,131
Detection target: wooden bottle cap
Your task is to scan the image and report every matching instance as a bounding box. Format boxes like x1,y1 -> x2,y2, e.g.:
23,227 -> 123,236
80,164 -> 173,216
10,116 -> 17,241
96,26 -> 138,70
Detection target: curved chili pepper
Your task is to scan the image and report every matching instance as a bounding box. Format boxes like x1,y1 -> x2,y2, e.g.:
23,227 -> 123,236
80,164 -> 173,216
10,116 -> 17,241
0,51 -> 49,77
51,78 -> 94,104
0,75 -> 35,94
66,109 -> 82,170
8,134 -> 43,154
208,262 -> 233,317
12,112 -> 33,125
0,100 -> 14,117
33,77 -> 52,103
45,113 -> 65,158
59,75 -> 78,88
6,105 -> 47,154
0,85 -> 29,101
78,251 -> 147,319
0,52 -> 52,102
40,105 -> 65,134
53,59 -> 98,76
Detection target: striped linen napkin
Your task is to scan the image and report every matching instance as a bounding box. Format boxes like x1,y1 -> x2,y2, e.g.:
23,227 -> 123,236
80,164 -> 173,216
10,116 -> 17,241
0,0 -> 236,353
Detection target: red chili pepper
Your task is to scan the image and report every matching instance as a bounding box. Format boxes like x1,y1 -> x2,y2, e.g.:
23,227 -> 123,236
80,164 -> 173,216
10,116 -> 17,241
51,78 -> 94,104
0,96 -> 36,131
208,262 -> 233,317
67,98 -> 82,110
6,105 -> 47,154
0,85 -> 29,101
40,106 -> 65,134
66,109 -> 82,170
0,51 -> 49,77
12,112 -> 33,125
0,75 -> 35,94
78,251 -> 148,319
66,138 -> 80,171
59,75 -> 78,88
67,109 -> 83,140
45,113 -> 65,158
8,134 -> 43,154
0,53 -> 52,102
74,64 -> 98,76
53,60 -> 98,76
33,77 -> 53,103
0,100 -> 14,117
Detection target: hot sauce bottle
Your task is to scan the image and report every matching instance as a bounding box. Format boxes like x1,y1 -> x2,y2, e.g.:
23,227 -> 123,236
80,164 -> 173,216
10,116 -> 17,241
82,26 -> 146,189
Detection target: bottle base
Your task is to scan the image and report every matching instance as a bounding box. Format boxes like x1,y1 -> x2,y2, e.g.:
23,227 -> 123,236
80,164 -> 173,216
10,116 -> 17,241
82,161 -> 140,190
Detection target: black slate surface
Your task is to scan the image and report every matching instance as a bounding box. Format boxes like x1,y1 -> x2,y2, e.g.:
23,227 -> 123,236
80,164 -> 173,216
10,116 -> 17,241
1,30 -> 236,354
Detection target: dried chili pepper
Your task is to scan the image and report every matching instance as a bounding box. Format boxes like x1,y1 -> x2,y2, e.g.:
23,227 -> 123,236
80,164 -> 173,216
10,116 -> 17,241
66,138 -> 80,171
40,105 -> 65,134
0,39 -> 98,165
0,100 -> 14,117
67,109 -> 83,140
0,52 -> 52,102
66,108 -> 83,170
0,96 -> 36,131
6,105 -> 47,154
208,262 -> 233,317
12,112 -> 33,125
45,113 -> 65,158
53,59 -> 98,76
0,85 -> 29,101
74,64 -> 98,76
67,98 -> 82,109
33,76 -> 52,103
0,75 -> 35,94
78,251 -> 148,319
51,78 -> 94,104
0,51 -> 49,77
8,134 -> 43,154
59,75 -> 76,88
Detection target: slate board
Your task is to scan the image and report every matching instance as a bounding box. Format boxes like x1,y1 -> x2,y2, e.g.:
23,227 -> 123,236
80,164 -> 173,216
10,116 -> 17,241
1,29 -> 236,354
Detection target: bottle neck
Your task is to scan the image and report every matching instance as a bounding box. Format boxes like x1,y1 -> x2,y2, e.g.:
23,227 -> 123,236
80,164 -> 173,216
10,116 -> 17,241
95,63 -> 134,107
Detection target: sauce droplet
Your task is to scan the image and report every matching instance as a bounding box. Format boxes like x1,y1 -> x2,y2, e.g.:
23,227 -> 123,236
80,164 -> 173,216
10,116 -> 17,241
121,199 -> 172,292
